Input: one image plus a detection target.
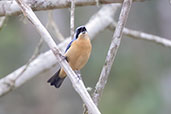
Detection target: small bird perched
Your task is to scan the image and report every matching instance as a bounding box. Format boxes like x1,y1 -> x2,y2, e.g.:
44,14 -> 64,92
48,26 -> 92,88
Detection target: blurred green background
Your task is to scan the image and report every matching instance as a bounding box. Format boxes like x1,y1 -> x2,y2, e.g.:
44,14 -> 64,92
0,0 -> 171,114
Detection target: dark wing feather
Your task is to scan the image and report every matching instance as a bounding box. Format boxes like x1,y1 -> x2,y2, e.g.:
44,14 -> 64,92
65,40 -> 73,53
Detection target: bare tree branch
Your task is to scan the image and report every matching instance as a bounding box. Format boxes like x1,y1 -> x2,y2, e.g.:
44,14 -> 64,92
0,16 -> 6,30
92,0 -> 133,106
15,0 -> 101,113
70,0 -> 75,39
108,21 -> 171,47
0,0 -> 145,16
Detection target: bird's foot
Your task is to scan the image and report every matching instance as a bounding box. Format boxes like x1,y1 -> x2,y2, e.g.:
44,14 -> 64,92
60,54 -> 68,62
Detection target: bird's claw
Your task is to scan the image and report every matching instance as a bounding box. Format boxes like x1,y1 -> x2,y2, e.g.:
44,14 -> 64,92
60,54 -> 68,62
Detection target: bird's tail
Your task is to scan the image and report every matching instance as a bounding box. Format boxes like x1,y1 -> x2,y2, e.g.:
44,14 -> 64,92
47,69 -> 65,88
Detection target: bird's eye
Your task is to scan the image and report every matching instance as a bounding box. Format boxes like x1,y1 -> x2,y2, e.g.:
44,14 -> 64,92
82,27 -> 86,32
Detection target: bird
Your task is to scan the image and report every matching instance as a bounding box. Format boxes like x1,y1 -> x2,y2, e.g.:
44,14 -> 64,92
47,26 -> 92,88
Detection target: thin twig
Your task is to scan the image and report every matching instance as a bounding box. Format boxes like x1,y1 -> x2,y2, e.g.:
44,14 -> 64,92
47,11 -> 65,42
15,0 -> 101,113
0,0 -> 145,16
92,0 -> 133,106
70,0 -> 75,39
95,0 -> 99,6
108,21 -> 171,48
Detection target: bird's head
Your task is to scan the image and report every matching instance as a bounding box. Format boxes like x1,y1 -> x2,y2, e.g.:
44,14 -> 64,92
74,26 -> 89,39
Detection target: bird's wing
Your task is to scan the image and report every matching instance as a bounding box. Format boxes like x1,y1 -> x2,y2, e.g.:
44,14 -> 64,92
65,40 -> 74,53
